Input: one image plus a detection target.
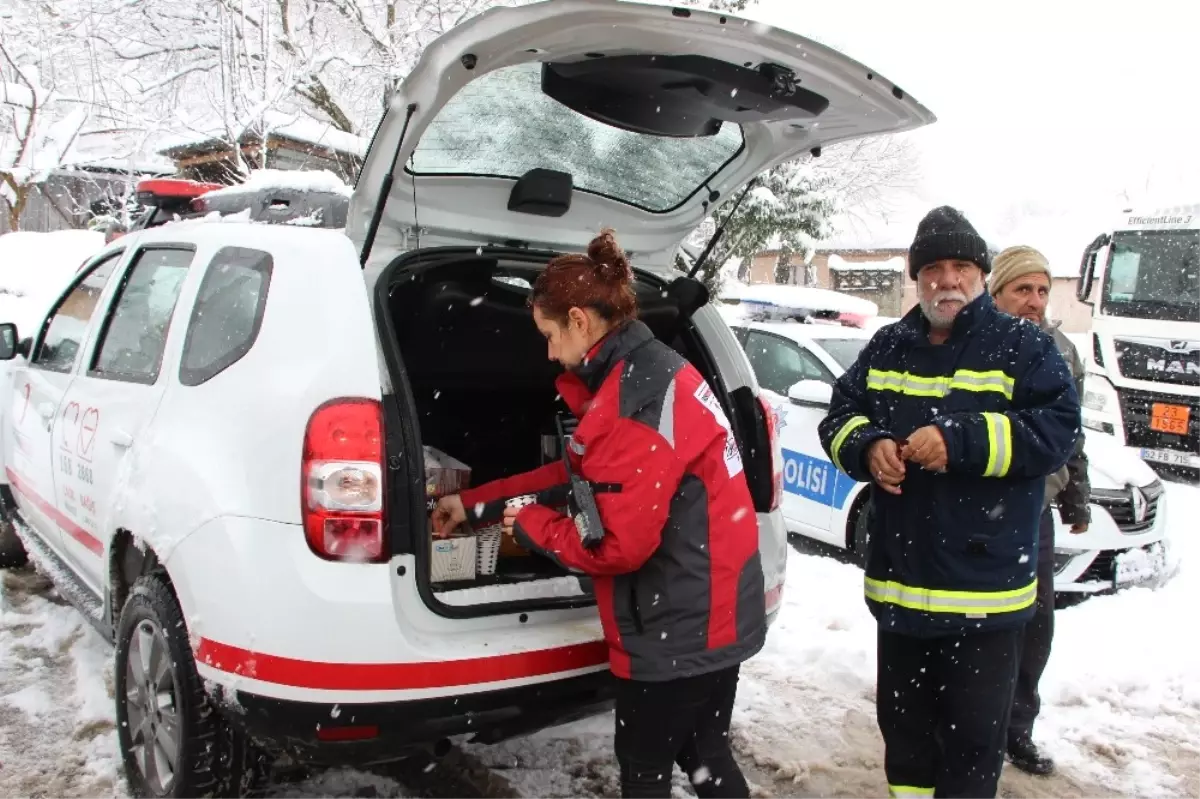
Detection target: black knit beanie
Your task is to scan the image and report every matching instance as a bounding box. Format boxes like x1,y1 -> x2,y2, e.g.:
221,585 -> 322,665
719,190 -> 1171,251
907,205 -> 991,279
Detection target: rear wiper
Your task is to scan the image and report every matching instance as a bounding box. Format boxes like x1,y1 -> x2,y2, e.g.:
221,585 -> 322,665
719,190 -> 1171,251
687,177 -> 759,280
359,103 -> 418,269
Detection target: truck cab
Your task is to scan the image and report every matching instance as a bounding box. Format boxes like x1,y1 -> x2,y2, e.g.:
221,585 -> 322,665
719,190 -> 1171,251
1076,205 -> 1200,478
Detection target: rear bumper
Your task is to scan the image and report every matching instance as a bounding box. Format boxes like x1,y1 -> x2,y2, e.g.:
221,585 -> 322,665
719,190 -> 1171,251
218,670 -> 614,766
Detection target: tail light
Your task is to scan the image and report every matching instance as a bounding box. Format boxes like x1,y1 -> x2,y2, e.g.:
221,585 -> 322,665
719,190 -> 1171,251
758,395 -> 784,511
302,399 -> 386,562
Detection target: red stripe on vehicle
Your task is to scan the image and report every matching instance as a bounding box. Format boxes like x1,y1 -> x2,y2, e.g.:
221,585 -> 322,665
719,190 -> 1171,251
5,467 -> 103,556
195,638 -> 610,691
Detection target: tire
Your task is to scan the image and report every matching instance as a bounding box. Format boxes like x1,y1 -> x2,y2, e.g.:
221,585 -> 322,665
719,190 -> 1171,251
0,512 -> 29,569
115,574 -> 266,798
850,497 -> 872,568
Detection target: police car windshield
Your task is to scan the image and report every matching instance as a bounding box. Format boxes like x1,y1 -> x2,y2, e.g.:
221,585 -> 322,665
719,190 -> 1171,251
816,337 -> 868,372
1102,230 -> 1200,323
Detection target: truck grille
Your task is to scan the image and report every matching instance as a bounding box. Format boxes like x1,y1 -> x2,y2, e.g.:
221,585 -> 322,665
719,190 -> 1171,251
1114,338 -> 1200,387
1117,388 -> 1200,453
1090,480 -> 1163,534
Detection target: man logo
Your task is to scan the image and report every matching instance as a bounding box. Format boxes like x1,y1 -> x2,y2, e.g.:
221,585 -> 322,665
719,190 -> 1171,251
1168,340 -> 1197,353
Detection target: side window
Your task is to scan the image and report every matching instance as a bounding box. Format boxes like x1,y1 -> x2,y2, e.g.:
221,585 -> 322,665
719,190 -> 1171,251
744,331 -> 833,394
32,252 -> 123,373
179,247 -> 273,387
89,247 -> 193,384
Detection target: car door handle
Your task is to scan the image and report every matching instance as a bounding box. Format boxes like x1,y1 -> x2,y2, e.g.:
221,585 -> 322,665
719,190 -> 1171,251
37,401 -> 55,420
110,429 -> 134,448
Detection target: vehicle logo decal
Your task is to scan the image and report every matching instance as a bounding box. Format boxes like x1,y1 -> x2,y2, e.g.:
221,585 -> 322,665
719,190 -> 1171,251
1130,485 -> 1148,525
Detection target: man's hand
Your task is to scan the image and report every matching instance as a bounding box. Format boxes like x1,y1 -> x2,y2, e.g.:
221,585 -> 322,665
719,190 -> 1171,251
900,425 -> 948,472
1070,522 -> 1089,534
867,438 -> 906,495
431,494 -> 466,537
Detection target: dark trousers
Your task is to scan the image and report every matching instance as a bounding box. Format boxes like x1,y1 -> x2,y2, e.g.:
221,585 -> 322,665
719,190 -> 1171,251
1009,507 -> 1056,743
877,627 -> 1021,798
613,665 -> 749,799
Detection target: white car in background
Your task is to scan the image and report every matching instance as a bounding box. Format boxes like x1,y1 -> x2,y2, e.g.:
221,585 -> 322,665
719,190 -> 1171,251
729,320 -> 1174,599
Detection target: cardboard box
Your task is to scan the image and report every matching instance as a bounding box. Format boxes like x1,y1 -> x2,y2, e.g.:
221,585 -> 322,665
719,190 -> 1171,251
431,535 -> 477,582
424,445 -> 471,499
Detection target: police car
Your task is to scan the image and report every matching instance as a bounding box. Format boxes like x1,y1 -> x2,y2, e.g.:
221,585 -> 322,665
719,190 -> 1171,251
730,319 -> 1174,598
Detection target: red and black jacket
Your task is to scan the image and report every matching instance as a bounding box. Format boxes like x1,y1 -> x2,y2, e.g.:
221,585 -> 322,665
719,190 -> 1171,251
461,320 -> 766,681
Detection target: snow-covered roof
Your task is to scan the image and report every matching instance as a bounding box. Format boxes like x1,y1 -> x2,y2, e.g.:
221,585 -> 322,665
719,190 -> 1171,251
828,254 -> 905,272
720,282 -> 878,317
201,168 -> 352,199
158,111 -> 368,158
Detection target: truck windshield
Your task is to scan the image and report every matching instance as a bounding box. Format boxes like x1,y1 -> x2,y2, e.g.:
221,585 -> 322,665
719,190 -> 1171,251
1102,230 -> 1200,323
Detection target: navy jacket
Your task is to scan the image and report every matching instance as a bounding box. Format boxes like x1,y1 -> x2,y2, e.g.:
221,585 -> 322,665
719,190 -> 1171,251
819,293 -> 1080,637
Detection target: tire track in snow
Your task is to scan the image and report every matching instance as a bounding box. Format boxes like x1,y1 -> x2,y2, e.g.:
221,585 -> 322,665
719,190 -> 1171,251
0,568 -> 122,798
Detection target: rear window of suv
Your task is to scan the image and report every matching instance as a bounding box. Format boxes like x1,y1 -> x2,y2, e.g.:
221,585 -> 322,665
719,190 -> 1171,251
407,62 -> 744,212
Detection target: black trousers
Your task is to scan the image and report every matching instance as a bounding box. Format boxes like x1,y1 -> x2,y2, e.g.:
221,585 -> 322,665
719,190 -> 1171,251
1009,507 -> 1057,743
613,665 -> 749,799
877,627 -> 1021,798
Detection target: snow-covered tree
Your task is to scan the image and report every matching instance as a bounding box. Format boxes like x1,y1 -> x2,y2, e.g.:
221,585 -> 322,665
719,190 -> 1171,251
0,0 -> 98,231
97,0 -> 531,145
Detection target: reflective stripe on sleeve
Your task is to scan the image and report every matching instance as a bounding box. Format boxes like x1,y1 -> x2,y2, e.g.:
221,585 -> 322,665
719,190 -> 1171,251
982,412 -> 1013,477
865,577 -> 1037,616
830,415 -> 870,474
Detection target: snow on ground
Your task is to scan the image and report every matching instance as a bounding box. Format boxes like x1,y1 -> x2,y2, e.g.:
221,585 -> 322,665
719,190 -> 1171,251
1,481 -> 1196,797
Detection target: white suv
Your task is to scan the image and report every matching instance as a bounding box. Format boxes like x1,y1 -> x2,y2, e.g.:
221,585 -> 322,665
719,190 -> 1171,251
0,1 -> 932,795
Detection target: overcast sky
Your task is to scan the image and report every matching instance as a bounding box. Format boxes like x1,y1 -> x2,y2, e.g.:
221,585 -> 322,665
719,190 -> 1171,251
739,0 -> 1200,251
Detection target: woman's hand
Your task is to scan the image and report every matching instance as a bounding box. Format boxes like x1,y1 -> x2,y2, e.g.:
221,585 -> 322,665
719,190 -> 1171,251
431,494 -> 466,537
501,505 -> 521,537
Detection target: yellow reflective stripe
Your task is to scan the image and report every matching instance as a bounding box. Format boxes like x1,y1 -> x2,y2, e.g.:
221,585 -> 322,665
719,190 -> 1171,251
982,412 -> 1013,477
889,786 -> 935,798
830,415 -> 870,474
866,368 -> 1015,400
865,577 -> 1038,616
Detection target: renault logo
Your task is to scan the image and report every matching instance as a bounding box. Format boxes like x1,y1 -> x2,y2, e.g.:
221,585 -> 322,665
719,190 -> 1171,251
1130,486 -> 1148,524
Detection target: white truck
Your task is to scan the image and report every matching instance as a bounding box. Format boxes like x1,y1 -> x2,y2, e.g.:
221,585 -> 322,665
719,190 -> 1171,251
1076,205 -> 1200,477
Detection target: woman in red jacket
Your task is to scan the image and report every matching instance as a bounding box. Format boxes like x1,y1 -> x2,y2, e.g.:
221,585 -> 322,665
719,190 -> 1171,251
432,229 -> 765,799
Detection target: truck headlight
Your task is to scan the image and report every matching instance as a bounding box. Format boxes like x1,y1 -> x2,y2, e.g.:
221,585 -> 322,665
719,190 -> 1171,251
1082,376 -> 1117,413
1083,389 -> 1108,412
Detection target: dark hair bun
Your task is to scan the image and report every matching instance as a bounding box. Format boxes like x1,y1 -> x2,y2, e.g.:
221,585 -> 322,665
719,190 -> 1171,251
587,228 -> 631,286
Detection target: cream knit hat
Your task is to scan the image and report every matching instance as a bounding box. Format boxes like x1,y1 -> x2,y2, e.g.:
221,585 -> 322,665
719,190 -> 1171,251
989,245 -> 1051,296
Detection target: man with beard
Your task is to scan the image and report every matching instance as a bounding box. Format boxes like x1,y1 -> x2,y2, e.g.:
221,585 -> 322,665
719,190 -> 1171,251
990,245 -> 1090,777
819,207 -> 1080,798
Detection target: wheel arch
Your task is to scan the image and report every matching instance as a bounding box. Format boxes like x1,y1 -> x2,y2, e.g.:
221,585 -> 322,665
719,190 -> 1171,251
108,529 -> 177,631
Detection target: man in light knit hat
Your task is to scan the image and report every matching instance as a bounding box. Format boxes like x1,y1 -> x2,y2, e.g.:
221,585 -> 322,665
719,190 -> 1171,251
990,245 -> 1090,777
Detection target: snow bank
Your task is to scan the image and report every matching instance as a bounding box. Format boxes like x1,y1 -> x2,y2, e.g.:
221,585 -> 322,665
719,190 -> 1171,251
201,168 -> 352,199
720,282 -> 879,317
0,230 -> 104,332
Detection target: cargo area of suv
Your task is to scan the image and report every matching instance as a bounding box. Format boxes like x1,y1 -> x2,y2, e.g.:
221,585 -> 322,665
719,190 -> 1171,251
374,249 -> 776,614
